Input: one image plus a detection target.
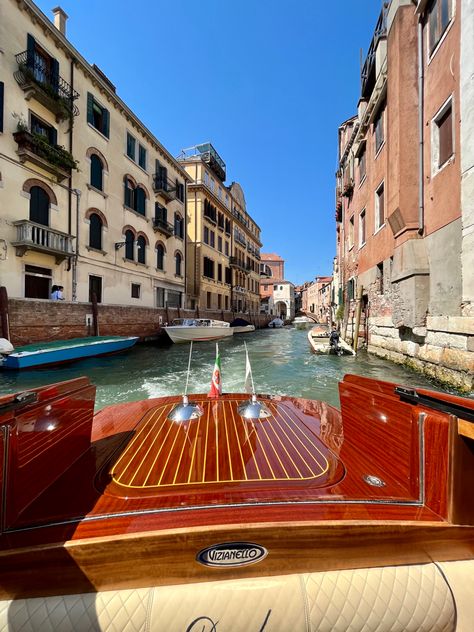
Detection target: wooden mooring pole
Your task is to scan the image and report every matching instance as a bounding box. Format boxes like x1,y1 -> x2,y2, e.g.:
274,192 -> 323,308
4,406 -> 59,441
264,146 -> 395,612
0,287 -> 10,341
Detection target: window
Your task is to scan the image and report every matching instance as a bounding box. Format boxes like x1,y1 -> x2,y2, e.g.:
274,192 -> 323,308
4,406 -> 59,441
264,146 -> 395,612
176,180 -> 185,202
156,287 -> 165,307
29,185 -> 50,226
203,256 -> 215,279
218,236 -> 222,252
225,218 -> 231,234
359,209 -> 366,247
225,295 -> 229,310
30,113 -> 56,145
434,100 -> 453,168
210,231 -> 215,248
358,144 -> 366,183
167,290 -> 181,308
204,226 -> 209,245
87,93 -> 109,138
347,278 -> 355,301
131,283 -> 141,299
175,252 -> 182,276
89,275 -> 103,303
377,262 -> 384,294
124,178 -> 134,209
90,154 -> 103,191
156,244 -> 165,270
218,263 -> 222,282
225,267 -> 232,284
137,235 -> 146,264
375,182 -> 385,231
126,133 -> 136,160
207,292 -> 211,309
217,294 -> 222,308
89,213 -> 103,250
135,187 -> 146,216
125,230 -> 134,261
138,144 -> 147,170
429,0 -> 453,53
374,105 -> 385,154
24,264 -> 52,299
349,216 -> 354,249
225,242 -> 229,256
204,172 -> 209,185
174,213 -> 184,239
155,162 -> 168,191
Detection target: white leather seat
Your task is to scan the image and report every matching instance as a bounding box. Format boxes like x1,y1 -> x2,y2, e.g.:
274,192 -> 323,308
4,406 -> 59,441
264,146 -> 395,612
0,561 -> 468,631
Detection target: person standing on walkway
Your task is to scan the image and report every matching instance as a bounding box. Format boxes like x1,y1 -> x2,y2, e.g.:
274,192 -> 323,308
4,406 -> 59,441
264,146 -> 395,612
51,285 -> 65,300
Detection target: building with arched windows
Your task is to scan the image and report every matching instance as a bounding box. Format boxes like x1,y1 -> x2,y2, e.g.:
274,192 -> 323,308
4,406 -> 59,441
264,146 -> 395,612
0,0 -> 191,308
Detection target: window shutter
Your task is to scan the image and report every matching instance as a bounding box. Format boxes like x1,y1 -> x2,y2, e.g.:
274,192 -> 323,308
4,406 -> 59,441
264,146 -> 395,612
0,82 -> 4,133
50,58 -> 60,95
87,93 -> 94,125
103,107 -> 110,138
26,34 -> 36,69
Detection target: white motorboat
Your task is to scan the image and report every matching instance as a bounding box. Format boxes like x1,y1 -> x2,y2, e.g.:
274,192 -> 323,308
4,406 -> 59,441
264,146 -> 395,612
268,317 -> 284,329
307,325 -> 355,356
230,318 -> 256,334
164,318 -> 233,343
292,315 -> 314,330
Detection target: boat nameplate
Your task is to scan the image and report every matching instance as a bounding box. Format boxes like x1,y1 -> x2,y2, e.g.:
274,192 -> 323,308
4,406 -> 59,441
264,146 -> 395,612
196,542 -> 268,568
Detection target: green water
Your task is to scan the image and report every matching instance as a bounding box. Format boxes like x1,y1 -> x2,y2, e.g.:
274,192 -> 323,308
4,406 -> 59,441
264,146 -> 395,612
0,328 -> 460,411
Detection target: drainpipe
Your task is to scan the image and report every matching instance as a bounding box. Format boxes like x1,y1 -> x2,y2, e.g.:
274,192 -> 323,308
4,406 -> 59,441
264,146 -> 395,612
71,189 -> 81,301
417,18 -> 425,235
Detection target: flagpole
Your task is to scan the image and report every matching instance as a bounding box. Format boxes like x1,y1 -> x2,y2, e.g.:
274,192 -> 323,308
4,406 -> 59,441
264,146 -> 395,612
183,341 -> 193,405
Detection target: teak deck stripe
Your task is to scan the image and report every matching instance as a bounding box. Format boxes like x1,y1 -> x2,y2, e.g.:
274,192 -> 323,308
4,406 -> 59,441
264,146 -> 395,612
112,400 -> 332,489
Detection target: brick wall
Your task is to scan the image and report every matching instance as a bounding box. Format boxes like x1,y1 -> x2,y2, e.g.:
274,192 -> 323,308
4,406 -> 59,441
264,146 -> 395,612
2,298 -> 271,346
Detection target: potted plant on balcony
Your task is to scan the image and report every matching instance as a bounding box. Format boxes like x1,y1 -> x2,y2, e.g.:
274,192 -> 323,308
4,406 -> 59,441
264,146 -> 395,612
342,181 -> 354,198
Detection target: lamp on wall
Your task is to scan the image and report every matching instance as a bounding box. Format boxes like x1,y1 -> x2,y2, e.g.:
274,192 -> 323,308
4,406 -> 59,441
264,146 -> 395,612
115,242 -> 126,250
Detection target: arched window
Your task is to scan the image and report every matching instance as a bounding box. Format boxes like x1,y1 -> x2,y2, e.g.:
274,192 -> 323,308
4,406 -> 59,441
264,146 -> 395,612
89,213 -> 103,250
90,154 -> 103,191
157,244 -> 165,270
125,230 -> 134,260
124,178 -> 135,209
175,252 -> 182,276
174,213 -> 184,239
137,235 -> 146,264
29,186 -> 50,226
135,187 -> 146,216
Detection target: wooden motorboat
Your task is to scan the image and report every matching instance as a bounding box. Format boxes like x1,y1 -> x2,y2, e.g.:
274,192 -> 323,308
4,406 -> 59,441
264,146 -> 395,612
307,325 -> 355,356
268,317 -> 284,328
0,375 -> 474,629
292,315 -> 314,330
0,335 -> 139,369
164,318 -> 233,343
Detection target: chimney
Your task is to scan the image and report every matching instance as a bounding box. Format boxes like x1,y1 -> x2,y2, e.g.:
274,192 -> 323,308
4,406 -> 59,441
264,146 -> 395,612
52,7 -> 68,36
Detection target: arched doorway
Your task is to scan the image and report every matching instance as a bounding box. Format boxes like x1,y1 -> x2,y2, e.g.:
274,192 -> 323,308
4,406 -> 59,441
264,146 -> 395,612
275,301 -> 287,319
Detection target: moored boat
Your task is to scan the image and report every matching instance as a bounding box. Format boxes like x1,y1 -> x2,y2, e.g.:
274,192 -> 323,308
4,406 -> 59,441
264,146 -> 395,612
230,318 -> 256,334
268,317 -> 284,328
292,315 -> 314,330
0,335 -> 139,369
0,369 -> 473,629
164,318 -> 233,343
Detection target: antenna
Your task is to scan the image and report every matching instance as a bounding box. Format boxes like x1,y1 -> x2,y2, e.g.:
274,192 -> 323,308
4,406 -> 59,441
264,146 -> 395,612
168,341 -> 204,422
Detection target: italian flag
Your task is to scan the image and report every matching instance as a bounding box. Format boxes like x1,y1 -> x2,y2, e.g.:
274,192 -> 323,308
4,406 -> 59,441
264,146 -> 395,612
208,343 -> 222,398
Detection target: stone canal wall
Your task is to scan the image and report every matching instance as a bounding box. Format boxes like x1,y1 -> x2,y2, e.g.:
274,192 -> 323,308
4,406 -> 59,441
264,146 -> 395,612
2,298 -> 271,347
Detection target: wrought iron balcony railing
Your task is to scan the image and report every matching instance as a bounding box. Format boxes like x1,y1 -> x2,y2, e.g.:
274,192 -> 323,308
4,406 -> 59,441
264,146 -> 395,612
14,51 -> 80,120
153,174 -> 176,202
152,217 -> 174,237
12,220 -> 75,262
13,129 -> 78,182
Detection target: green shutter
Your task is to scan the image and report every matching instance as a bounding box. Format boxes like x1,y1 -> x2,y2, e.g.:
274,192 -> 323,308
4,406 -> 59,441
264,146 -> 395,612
103,108 -> 110,138
87,93 -> 94,125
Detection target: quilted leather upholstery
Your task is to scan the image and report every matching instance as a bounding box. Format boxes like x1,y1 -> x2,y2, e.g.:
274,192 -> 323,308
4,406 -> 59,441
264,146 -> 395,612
0,563 -> 459,631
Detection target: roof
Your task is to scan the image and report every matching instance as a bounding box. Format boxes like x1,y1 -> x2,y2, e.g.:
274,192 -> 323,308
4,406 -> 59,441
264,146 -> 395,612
261,253 -> 284,262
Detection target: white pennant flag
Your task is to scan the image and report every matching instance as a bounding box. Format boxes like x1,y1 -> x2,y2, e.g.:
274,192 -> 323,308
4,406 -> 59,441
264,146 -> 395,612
244,345 -> 253,394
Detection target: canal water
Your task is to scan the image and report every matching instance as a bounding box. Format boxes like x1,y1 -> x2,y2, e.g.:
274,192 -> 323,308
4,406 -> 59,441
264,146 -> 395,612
0,327 -> 456,411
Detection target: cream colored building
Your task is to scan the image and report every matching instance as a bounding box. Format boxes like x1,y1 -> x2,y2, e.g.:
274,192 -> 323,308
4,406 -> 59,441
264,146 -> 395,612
179,144 -> 261,314
0,0 -> 191,308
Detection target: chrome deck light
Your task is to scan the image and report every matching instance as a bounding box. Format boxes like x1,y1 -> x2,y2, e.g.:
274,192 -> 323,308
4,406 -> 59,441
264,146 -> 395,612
168,394 -> 204,422
237,393 -> 271,420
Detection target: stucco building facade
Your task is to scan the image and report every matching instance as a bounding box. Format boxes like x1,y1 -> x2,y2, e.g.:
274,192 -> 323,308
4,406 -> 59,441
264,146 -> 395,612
179,144 -> 261,315
335,0 -> 474,390
0,0 -> 191,309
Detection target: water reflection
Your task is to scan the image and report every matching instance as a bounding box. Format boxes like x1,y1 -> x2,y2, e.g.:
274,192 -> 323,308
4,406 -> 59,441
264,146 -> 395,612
0,327 -> 462,411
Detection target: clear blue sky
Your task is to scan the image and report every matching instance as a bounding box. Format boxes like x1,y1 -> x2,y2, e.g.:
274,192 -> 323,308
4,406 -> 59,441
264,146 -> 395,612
35,0 -> 383,284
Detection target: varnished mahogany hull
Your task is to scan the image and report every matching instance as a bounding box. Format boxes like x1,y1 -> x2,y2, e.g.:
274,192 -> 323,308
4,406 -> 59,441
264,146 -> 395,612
0,373 -> 473,598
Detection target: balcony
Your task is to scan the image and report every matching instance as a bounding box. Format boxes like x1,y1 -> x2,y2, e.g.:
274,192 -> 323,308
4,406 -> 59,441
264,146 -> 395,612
230,257 -> 251,274
152,217 -> 174,237
361,4 -> 388,99
233,286 -> 246,294
153,174 -> 176,202
14,51 -> 80,121
13,129 -> 78,182
12,220 -> 75,263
